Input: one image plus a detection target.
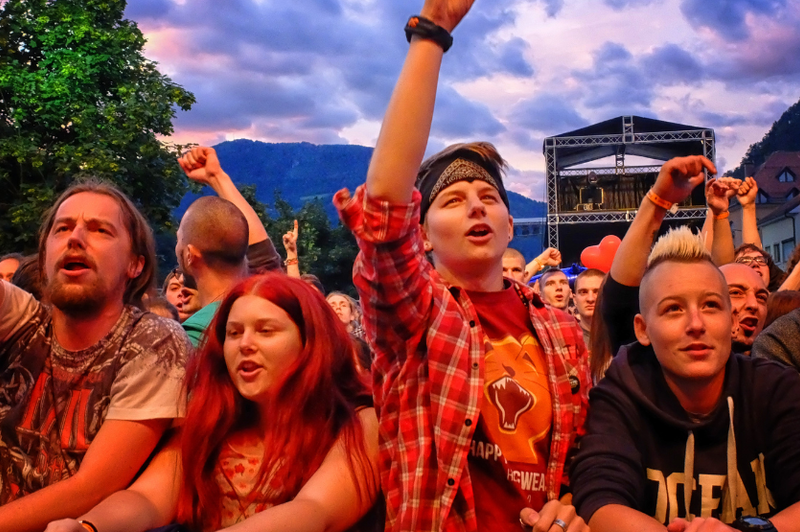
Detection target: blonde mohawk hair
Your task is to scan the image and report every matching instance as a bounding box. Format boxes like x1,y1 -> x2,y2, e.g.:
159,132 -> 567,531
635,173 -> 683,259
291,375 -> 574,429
646,225 -> 711,271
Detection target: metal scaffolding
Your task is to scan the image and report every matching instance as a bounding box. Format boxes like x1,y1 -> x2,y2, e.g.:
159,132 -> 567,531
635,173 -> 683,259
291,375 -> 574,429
543,116 -> 715,250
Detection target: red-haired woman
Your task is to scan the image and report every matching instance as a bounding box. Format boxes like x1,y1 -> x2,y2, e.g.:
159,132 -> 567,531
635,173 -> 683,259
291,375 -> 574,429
45,273 -> 380,532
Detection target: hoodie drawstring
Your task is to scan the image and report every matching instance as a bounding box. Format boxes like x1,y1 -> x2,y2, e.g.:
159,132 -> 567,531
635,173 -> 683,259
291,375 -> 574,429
727,396 -> 738,520
684,431 -> 695,519
683,396 -> 737,521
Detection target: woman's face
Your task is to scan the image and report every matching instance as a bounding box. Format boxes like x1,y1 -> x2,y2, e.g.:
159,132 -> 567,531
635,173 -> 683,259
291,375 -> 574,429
327,294 -> 353,324
223,295 -> 303,405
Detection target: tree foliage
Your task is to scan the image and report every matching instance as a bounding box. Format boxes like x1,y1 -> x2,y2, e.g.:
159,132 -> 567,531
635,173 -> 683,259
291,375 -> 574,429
727,97 -> 800,179
0,0 -> 195,253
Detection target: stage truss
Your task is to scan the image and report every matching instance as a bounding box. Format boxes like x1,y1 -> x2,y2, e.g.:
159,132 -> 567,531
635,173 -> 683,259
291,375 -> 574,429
544,116 -> 715,250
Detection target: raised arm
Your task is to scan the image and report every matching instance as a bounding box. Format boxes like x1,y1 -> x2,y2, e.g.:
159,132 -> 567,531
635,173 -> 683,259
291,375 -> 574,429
705,177 -> 738,266
283,220 -> 301,278
178,146 -> 269,246
737,176 -> 763,249
365,0 -> 475,202
525,247 -> 562,282
609,156 -> 716,286
6,418 -> 171,532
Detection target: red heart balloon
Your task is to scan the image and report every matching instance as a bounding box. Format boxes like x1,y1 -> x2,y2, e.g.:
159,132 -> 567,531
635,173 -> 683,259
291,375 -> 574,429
581,235 -> 621,273
580,245 -> 603,270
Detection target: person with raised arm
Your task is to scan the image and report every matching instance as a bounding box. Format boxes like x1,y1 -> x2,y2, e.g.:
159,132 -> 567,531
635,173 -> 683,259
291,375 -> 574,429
333,1 -> 591,530
599,155 -> 717,356
572,227 -> 800,532
177,147 -> 283,346
704,177 -> 740,266
282,220 -> 301,278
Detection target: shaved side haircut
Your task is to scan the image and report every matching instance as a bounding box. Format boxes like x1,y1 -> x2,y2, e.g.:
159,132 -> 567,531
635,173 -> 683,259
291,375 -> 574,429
503,248 -> 525,264
182,196 -> 249,269
575,268 -> 605,292
640,226 -> 727,311
540,268 -> 565,287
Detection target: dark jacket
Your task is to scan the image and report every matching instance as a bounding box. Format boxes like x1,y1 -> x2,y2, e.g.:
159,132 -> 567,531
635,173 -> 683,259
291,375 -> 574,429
753,308 -> 800,372
571,342 -> 800,525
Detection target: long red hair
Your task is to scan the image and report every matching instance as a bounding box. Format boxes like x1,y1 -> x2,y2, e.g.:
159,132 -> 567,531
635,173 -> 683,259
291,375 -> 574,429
177,273 -> 373,530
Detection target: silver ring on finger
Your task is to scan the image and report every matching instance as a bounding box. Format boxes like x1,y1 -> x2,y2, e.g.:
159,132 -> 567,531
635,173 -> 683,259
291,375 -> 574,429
552,518 -> 568,532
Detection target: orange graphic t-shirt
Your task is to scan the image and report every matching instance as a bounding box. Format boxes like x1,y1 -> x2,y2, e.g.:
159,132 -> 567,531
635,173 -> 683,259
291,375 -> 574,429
467,286 -> 552,531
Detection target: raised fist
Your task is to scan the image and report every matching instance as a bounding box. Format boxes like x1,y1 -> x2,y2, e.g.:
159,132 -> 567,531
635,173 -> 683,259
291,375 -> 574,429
419,0 -> 476,32
178,146 -> 226,187
737,176 -> 758,207
537,247 -> 562,267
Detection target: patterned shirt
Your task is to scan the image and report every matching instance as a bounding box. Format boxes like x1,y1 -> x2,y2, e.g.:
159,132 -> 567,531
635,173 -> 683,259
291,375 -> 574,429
0,283 -> 190,501
334,186 -> 592,532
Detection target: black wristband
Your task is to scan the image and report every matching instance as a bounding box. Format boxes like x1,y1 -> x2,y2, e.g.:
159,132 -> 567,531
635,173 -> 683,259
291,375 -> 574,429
404,16 -> 453,52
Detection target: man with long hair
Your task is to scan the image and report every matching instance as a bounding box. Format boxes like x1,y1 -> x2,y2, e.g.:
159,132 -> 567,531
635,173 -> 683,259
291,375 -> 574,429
43,274 -> 381,532
334,1 -> 591,530
0,181 -> 190,531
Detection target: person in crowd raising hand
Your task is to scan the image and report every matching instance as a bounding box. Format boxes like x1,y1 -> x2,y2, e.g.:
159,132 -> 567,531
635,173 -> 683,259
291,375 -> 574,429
282,220 -> 301,278
334,1 -> 590,530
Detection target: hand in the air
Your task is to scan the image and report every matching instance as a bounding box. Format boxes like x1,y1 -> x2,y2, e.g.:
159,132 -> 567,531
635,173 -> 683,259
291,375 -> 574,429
178,146 -> 227,187
736,176 -> 758,207
652,155 -> 717,206
283,220 -> 299,255
419,0 -> 476,32
705,177 -> 739,215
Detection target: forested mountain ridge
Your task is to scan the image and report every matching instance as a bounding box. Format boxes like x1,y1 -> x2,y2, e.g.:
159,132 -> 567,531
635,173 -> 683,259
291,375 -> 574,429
176,139 -> 546,219
727,97 -> 800,178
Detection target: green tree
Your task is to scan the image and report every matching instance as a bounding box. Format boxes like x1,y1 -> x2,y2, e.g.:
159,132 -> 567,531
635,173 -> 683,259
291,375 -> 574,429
0,0 -> 195,253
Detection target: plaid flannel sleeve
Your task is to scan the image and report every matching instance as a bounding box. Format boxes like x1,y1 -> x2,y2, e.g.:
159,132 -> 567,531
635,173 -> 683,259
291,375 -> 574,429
334,185 -> 434,364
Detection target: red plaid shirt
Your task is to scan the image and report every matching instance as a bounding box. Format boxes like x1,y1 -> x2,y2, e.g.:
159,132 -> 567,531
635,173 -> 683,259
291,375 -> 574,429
334,186 -> 591,532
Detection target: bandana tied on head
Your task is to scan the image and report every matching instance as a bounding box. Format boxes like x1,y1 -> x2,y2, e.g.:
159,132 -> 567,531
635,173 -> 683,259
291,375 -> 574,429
416,149 -> 510,222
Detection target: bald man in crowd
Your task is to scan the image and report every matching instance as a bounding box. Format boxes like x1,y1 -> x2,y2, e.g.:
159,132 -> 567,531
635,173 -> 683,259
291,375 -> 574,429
501,248 -> 527,283
720,262 -> 768,355
176,146 -> 282,346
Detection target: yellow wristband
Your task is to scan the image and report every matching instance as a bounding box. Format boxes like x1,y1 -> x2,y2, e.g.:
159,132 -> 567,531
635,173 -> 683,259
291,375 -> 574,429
714,210 -> 730,220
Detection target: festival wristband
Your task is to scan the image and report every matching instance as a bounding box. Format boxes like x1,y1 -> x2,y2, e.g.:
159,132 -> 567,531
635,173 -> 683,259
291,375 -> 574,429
646,189 -> 678,214
79,521 -> 99,532
715,210 -> 730,220
284,257 -> 298,266
405,16 -> 453,52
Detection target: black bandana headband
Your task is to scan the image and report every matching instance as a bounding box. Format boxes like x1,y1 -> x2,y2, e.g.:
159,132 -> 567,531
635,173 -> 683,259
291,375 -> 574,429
416,153 -> 510,222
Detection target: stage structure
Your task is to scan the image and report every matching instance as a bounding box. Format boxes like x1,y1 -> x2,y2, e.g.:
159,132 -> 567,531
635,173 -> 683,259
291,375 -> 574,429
543,116 -> 715,255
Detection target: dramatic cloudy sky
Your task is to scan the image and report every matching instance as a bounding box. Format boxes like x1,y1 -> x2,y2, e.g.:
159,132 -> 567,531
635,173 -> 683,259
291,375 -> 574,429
126,0 -> 800,200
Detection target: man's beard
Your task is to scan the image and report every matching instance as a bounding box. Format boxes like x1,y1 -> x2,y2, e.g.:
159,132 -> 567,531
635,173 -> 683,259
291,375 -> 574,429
47,277 -> 107,316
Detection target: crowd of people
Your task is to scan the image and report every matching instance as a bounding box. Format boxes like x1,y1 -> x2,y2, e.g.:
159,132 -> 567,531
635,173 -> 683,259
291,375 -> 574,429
3,1 -> 800,532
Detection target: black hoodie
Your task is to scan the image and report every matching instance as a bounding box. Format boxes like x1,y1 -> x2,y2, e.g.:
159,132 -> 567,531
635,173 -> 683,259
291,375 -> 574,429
571,342 -> 800,525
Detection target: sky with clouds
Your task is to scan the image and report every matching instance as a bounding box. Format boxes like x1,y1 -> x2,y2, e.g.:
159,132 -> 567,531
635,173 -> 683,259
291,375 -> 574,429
126,0 -> 800,200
